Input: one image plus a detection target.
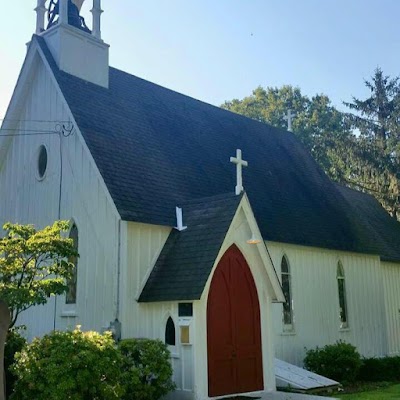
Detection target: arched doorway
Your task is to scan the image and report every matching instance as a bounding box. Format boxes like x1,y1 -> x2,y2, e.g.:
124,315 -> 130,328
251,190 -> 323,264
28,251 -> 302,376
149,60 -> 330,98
207,245 -> 263,397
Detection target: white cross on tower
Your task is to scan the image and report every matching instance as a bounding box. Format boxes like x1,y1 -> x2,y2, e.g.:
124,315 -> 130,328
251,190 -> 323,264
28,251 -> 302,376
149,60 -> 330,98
283,109 -> 296,132
230,149 -> 248,195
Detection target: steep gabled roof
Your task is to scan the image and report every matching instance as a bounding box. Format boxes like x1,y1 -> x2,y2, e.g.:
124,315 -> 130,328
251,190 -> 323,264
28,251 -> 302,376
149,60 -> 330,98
139,193 -> 242,302
35,36 -> 400,262
335,184 -> 400,262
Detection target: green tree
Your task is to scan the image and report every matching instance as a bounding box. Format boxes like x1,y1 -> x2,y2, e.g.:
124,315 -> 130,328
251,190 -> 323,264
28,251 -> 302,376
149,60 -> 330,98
0,221 -> 77,329
0,301 -> 10,400
0,221 -> 77,399
343,68 -> 400,220
221,85 -> 351,179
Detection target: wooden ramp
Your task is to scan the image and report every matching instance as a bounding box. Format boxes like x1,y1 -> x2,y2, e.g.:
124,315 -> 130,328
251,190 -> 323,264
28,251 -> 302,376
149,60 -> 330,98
165,389 -> 338,400
275,359 -> 340,393
261,392 -> 338,400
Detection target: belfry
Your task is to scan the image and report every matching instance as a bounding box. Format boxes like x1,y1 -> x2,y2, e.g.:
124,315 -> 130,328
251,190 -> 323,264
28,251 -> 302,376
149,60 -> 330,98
47,0 -> 91,33
34,0 -> 109,87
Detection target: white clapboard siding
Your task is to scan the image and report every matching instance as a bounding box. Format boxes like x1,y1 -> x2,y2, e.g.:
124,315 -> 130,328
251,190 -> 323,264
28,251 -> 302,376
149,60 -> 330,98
0,50 -> 120,340
268,242 -> 387,366
382,262 -> 400,356
126,221 -> 171,299
122,222 -> 194,392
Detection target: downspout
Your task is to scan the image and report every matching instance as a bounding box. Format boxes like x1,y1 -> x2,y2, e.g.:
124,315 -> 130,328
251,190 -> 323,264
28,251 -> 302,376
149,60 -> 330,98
116,218 -> 121,321
53,124 -> 74,331
109,218 -> 122,341
53,131 -> 64,331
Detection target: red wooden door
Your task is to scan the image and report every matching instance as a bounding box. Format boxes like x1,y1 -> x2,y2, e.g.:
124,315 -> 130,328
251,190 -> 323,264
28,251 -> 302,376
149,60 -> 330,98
207,245 -> 263,397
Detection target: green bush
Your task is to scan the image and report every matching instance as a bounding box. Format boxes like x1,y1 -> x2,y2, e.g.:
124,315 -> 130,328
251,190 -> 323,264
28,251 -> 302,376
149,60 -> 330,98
358,357 -> 400,382
4,328 -> 27,399
304,341 -> 362,383
119,338 -> 176,400
11,327 -> 125,400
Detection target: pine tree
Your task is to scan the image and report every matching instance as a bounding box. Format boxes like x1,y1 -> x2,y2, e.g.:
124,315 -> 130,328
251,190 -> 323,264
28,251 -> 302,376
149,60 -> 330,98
343,68 -> 400,220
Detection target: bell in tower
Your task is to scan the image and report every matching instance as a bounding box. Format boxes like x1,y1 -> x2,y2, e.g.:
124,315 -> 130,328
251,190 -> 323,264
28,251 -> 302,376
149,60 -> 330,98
34,0 -> 109,88
47,0 -> 91,33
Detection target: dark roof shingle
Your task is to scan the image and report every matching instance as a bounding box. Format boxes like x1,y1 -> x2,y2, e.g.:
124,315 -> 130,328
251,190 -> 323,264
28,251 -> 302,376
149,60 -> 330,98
35,36 -> 400,262
139,193 -> 242,302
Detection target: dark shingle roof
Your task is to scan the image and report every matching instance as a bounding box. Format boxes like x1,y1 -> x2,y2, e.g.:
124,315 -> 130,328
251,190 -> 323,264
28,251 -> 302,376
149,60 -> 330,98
335,184 -> 400,262
35,36 -> 400,262
139,193 -> 242,302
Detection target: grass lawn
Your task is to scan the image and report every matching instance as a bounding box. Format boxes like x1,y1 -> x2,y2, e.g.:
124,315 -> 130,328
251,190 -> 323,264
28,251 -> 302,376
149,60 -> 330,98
336,384 -> 400,399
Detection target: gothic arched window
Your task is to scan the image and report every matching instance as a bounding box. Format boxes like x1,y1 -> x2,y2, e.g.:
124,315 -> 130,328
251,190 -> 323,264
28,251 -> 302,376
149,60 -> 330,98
281,255 -> 293,327
337,262 -> 348,328
66,223 -> 78,304
165,317 -> 176,346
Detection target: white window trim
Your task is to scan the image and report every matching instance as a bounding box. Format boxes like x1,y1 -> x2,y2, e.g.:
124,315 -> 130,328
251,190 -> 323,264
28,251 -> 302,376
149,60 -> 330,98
281,255 -> 295,332
337,261 -> 349,330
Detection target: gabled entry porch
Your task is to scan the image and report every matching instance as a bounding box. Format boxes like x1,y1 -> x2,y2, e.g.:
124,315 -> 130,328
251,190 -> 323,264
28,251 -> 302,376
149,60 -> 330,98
139,193 -> 285,400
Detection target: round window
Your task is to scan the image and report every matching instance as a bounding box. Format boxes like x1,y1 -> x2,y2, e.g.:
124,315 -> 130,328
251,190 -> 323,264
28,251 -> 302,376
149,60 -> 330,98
37,145 -> 48,179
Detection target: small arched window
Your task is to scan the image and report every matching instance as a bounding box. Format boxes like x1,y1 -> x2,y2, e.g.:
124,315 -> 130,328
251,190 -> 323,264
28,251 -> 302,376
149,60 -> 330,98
281,255 -> 293,327
165,317 -> 176,346
337,262 -> 348,328
66,224 -> 78,305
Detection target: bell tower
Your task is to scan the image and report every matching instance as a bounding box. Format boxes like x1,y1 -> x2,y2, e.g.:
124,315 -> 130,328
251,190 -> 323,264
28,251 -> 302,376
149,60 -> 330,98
35,0 -> 109,88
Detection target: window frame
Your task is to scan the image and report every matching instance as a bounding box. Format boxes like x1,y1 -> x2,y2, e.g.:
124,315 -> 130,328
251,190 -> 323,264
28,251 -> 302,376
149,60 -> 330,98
65,223 -> 79,305
281,254 -> 294,331
337,261 -> 349,329
165,316 -> 176,347
36,144 -> 48,181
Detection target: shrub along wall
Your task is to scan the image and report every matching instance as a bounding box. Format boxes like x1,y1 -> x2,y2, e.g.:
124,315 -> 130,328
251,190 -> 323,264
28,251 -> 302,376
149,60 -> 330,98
4,329 -> 26,399
118,338 -> 176,400
304,341 -> 362,384
304,341 -> 400,384
8,328 -> 175,400
11,328 -> 124,400
358,357 -> 400,382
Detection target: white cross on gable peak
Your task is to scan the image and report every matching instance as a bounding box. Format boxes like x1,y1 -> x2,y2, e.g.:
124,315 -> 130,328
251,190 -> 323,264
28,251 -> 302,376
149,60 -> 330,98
283,109 -> 296,132
230,149 -> 248,196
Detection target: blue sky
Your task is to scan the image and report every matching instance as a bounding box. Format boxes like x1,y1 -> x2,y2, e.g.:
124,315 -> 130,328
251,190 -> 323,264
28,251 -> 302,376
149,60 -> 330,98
1,1 -> 399,120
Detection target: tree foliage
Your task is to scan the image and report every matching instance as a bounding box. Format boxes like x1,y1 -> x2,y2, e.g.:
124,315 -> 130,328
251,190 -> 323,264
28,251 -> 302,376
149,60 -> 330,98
222,73 -> 400,221
343,68 -> 400,220
0,221 -> 77,328
221,85 -> 352,180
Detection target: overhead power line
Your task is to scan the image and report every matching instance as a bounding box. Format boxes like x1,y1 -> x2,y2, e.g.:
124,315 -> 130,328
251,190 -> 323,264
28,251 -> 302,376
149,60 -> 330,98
0,118 -> 71,123
0,121 -> 75,137
0,132 -> 61,137
0,128 -> 59,132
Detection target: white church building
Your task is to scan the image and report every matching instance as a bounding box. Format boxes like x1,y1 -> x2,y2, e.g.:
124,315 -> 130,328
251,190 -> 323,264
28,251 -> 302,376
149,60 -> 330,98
1,1 -> 400,399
